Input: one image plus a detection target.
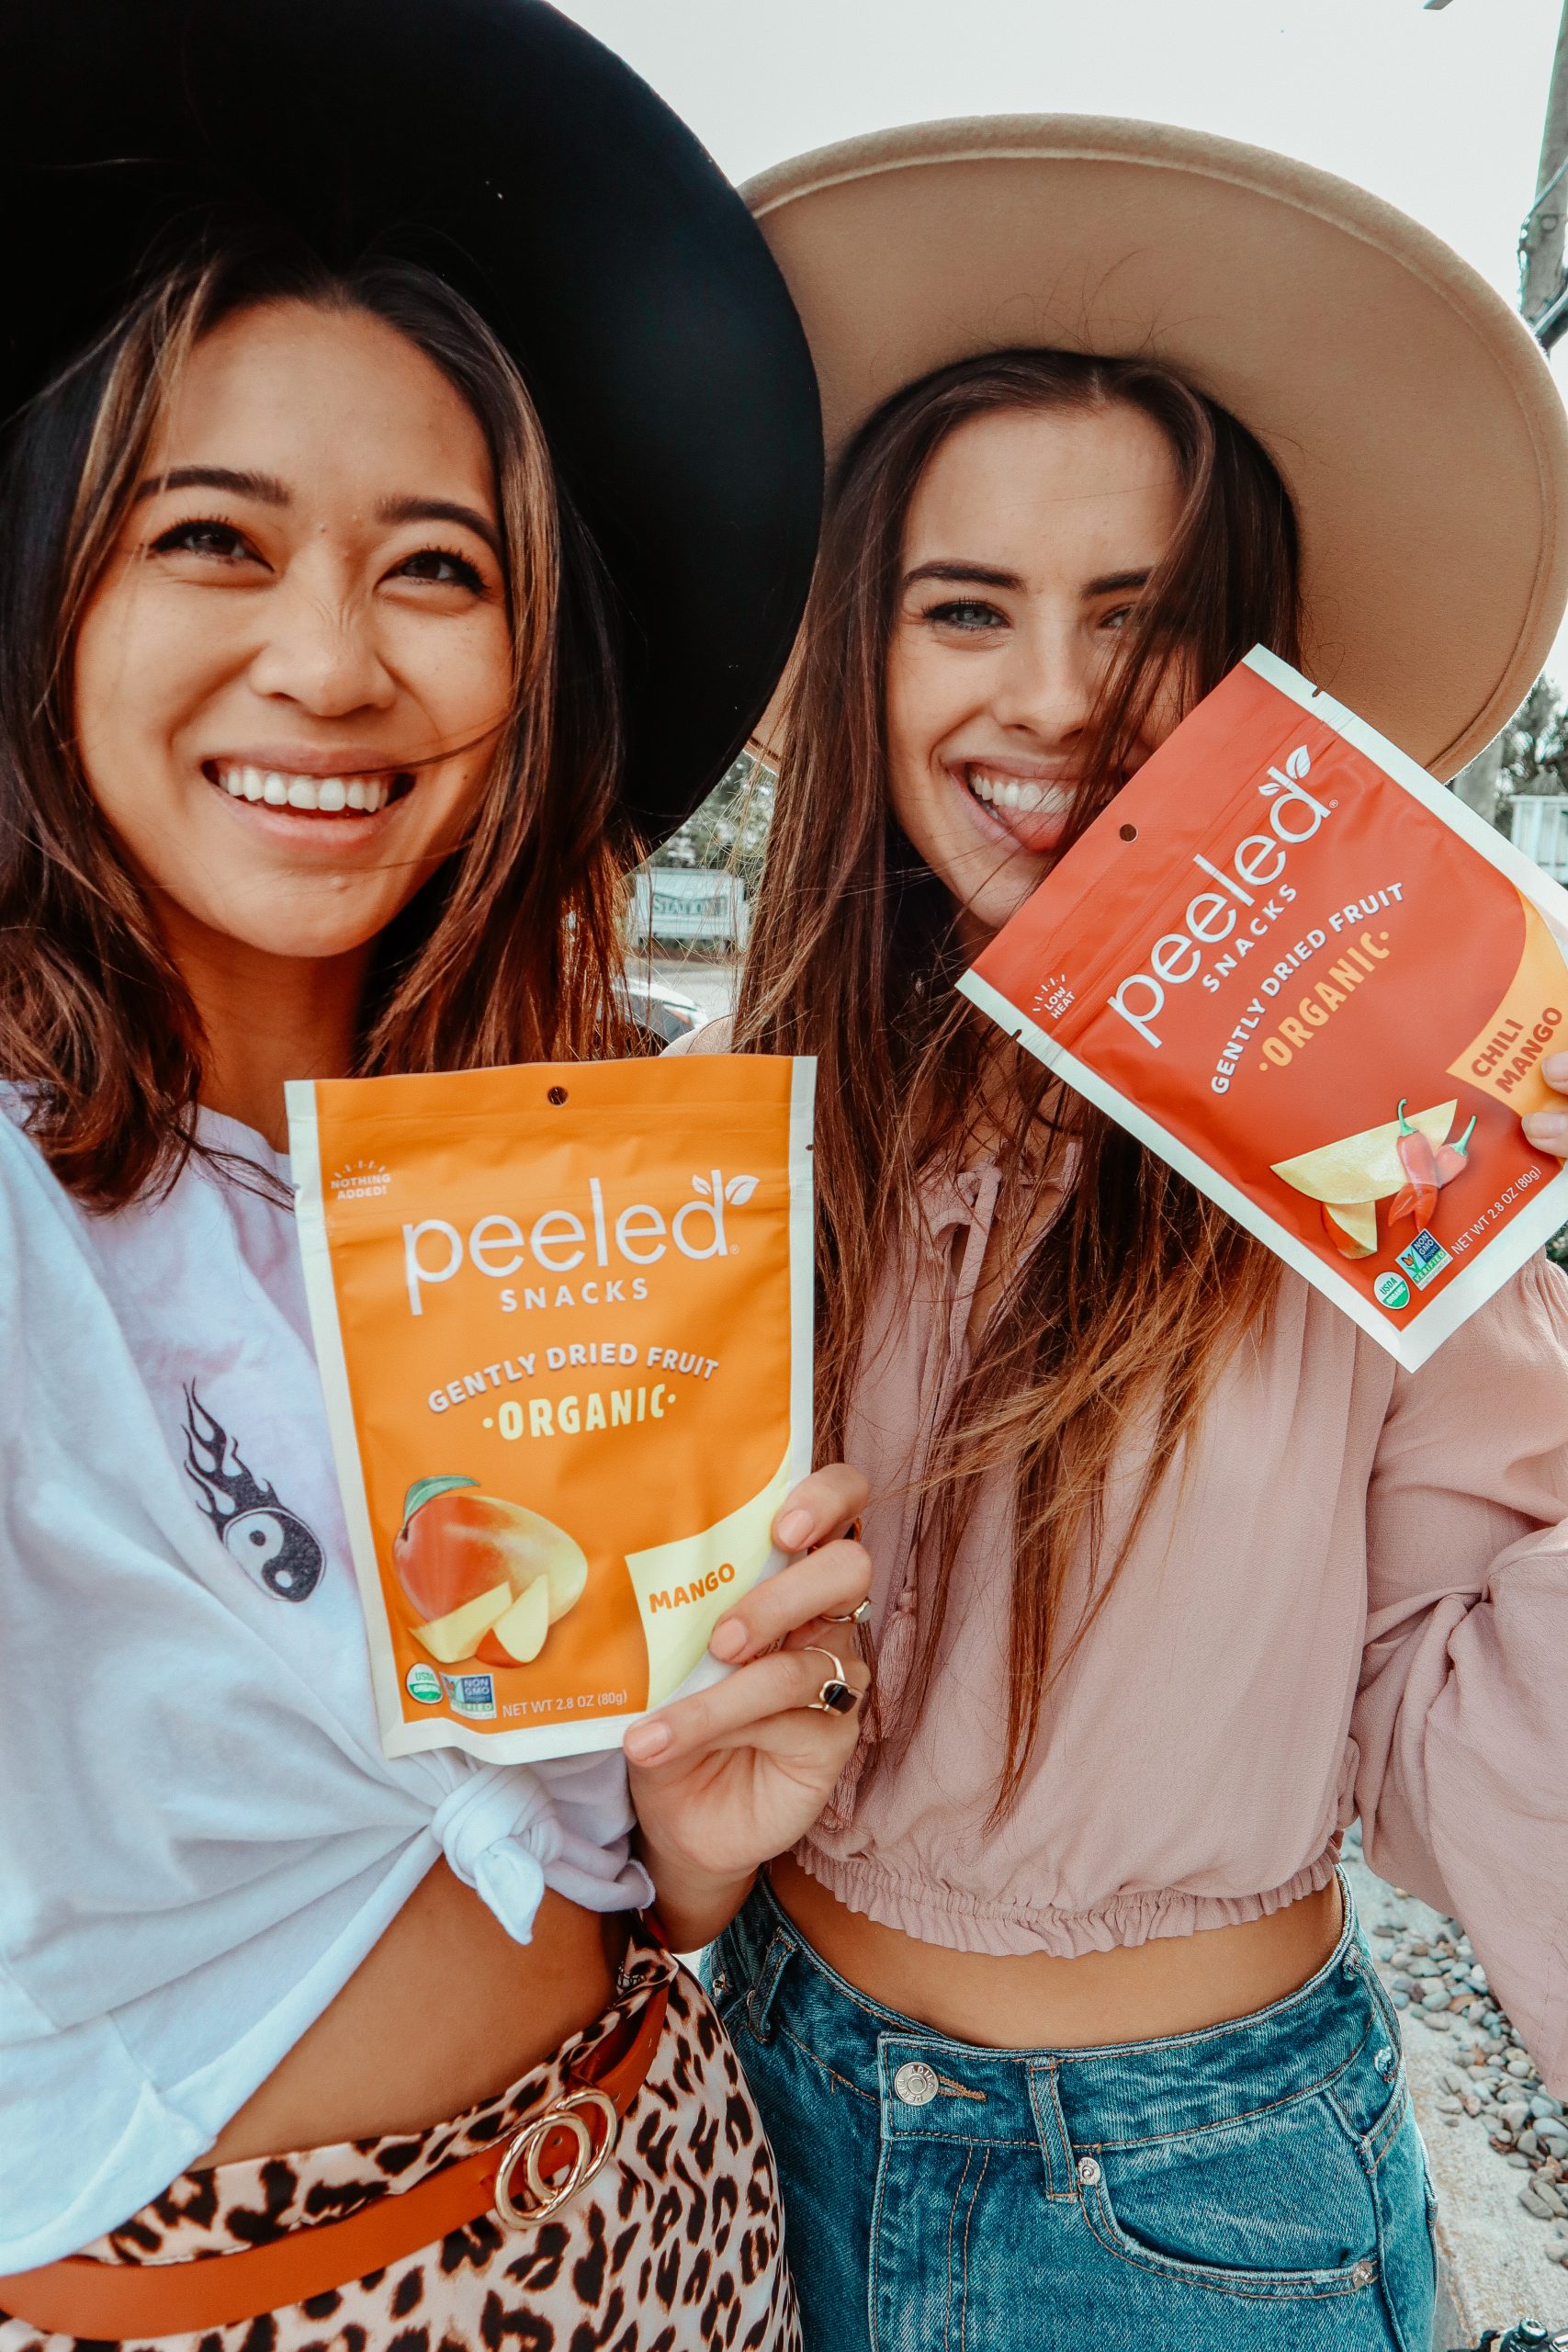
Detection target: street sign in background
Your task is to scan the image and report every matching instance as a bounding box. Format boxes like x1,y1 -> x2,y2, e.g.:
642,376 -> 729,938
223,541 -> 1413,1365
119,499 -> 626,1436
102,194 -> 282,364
630,865 -> 750,950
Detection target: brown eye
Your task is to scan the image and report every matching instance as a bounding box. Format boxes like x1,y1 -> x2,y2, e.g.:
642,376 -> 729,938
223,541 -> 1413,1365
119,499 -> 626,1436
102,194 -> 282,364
152,518 -> 254,561
394,547 -> 486,593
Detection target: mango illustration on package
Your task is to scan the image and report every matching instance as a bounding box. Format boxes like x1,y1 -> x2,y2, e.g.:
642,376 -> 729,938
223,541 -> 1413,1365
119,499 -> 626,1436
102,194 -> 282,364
288,1056 -> 815,1760
959,648 -> 1568,1370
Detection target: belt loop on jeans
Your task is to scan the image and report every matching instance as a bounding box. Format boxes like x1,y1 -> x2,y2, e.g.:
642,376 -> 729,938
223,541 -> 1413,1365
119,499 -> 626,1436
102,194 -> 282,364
1026,2059 -> 1078,2203
747,1928 -> 795,2044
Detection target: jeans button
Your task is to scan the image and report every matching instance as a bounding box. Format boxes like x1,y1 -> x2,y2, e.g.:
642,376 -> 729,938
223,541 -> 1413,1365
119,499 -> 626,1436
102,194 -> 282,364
1350,2258 -> 1375,2288
1077,2156 -> 1101,2187
893,2061 -> 938,2106
1374,2045 -> 1395,2078
709,1968 -> 729,2000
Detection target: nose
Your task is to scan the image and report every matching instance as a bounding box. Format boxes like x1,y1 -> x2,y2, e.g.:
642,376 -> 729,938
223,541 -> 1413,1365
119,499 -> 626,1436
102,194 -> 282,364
246,571 -> 396,718
990,610 -> 1097,749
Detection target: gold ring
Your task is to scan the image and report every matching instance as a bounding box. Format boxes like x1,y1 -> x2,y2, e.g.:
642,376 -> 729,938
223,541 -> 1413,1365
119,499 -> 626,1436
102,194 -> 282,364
821,1599 -> 872,1626
494,2089 -> 620,2227
801,1643 -> 858,1715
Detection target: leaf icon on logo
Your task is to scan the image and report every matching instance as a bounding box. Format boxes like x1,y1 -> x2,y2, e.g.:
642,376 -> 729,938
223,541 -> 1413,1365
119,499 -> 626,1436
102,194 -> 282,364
725,1175 -> 759,1205
1286,746 -> 1311,780
691,1174 -> 713,1199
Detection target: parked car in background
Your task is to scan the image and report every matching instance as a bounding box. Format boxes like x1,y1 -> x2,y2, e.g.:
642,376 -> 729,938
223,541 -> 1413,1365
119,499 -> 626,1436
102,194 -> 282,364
624,970 -> 710,1046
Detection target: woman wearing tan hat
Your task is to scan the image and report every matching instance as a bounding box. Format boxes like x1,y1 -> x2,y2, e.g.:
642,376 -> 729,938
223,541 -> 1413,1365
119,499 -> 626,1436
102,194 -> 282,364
0,3 -> 875,2344
677,119 -> 1568,2347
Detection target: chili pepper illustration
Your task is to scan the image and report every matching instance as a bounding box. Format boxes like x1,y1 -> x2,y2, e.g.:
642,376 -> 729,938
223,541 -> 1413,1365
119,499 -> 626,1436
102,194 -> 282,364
1389,1099 -> 1439,1228
1433,1114 -> 1478,1188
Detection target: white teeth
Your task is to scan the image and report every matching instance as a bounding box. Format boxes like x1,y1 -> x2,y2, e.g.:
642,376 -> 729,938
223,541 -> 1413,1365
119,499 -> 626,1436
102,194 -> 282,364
213,763 -> 396,812
966,771 -> 1072,818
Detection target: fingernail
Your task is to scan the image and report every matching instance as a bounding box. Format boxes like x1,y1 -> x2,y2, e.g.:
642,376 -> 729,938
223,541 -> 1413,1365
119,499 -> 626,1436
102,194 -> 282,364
776,1509 -> 811,1549
1542,1052 -> 1568,1085
709,1618 -> 747,1661
625,1722 -> 672,1763
1524,1112 -> 1568,1146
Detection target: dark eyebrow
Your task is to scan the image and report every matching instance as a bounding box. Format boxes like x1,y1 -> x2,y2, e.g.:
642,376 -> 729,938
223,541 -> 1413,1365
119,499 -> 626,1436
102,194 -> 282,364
902,560 -> 1023,592
1086,568 -> 1154,597
903,559 -> 1157,600
377,495 -> 502,560
133,466 -> 289,506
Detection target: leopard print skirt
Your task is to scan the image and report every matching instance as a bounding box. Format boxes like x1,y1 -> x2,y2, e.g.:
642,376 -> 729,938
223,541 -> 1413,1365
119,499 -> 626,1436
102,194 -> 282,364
1,1934 -> 799,2352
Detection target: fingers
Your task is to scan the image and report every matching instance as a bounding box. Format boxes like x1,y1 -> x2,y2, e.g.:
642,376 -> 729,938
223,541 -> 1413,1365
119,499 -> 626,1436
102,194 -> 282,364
772,1462 -> 869,1555
623,1639 -> 871,1769
1524,1060 -> 1568,1154
708,1537 -> 871,1663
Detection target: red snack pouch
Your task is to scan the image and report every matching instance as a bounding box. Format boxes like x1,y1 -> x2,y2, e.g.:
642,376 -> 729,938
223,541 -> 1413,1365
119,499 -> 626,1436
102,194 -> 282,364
959,649 -> 1568,1369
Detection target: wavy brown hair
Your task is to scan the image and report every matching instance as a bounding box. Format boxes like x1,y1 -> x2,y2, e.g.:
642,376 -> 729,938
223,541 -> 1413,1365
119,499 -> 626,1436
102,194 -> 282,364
0,227 -> 632,1210
736,350 -> 1302,1816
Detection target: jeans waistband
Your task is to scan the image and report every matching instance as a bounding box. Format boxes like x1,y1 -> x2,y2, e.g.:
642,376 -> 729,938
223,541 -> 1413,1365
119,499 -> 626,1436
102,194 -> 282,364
722,1866 -> 1397,2154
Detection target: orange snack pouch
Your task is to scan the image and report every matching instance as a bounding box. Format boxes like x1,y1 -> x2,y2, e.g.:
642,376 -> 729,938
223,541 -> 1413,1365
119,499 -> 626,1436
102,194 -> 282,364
960,648 -> 1568,1370
288,1055 -> 814,1760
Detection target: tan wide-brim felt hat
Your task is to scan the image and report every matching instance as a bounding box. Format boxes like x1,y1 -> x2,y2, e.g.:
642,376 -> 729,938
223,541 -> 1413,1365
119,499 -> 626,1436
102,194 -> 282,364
744,116 -> 1568,781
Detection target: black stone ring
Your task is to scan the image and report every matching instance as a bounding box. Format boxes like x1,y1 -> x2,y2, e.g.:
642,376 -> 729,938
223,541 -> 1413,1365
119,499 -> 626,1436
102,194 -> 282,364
801,1645 -> 860,1715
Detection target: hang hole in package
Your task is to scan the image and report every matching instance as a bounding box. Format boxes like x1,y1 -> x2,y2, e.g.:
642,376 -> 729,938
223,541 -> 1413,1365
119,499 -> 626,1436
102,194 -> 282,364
959,648 -> 1568,1371
288,1056 -> 815,1760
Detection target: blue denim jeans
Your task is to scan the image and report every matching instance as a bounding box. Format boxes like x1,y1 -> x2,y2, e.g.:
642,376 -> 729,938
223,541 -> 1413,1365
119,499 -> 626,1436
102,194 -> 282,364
706,1871 -> 1438,2351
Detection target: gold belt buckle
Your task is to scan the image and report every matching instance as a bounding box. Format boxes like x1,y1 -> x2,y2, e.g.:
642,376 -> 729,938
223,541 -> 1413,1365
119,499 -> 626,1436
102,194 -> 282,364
494,2088 -> 620,2227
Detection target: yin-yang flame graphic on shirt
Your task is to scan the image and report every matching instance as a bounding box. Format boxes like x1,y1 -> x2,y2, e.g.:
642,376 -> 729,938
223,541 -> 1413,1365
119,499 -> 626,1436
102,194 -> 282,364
182,1385 -> 325,1602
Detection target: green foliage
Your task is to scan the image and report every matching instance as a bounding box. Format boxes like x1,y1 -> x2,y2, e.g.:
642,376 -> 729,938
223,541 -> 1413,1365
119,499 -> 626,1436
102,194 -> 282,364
1496,675 -> 1568,815
660,752 -> 775,888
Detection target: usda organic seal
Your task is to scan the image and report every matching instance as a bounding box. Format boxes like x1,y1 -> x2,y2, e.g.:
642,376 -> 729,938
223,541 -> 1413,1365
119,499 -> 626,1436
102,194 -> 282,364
1373,1272 -> 1411,1310
405,1662 -> 443,1704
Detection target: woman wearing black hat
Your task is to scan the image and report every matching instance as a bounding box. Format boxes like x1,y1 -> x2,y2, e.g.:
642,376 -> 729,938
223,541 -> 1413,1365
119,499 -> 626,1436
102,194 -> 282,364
0,4 -> 864,2343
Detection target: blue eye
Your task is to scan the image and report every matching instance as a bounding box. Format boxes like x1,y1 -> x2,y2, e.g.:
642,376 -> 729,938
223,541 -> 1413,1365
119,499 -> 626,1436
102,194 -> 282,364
924,599 -> 1004,631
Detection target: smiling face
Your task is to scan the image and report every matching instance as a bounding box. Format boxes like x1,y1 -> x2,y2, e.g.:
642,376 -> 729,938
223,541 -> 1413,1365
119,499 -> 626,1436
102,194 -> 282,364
73,298 -> 513,973
885,399 -> 1187,947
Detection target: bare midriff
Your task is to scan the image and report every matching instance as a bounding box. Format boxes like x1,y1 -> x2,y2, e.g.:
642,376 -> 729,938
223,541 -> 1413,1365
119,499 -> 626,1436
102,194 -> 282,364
209,1865 -> 618,2164
770,1852 -> 1343,2049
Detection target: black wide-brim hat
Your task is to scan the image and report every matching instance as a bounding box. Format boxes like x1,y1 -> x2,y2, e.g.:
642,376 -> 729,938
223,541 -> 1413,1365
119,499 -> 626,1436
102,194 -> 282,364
0,0 -> 822,848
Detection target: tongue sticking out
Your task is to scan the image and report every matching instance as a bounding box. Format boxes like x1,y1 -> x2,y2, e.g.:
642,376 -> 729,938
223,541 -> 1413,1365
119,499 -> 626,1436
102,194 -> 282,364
965,770 -> 1077,855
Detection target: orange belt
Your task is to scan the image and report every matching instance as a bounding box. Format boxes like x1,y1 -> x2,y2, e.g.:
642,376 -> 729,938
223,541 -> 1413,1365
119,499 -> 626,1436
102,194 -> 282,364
0,1972 -> 670,2339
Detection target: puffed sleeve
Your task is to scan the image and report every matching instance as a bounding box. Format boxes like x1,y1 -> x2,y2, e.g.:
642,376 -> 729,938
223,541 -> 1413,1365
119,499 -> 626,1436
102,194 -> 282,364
1354,1254 -> 1568,2092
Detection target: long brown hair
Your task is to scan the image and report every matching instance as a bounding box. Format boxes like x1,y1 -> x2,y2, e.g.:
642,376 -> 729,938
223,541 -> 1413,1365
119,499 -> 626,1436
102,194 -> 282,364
0,226 -> 632,1210
737,350 -> 1302,1815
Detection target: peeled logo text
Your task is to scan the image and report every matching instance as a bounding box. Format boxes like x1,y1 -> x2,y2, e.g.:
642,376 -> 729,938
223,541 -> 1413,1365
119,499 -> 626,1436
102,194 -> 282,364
1107,752 -> 1330,1050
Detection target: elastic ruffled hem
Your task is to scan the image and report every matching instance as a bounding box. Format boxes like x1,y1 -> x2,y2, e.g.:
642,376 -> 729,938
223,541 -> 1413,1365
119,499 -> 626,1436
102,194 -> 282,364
790,1839 -> 1344,1959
